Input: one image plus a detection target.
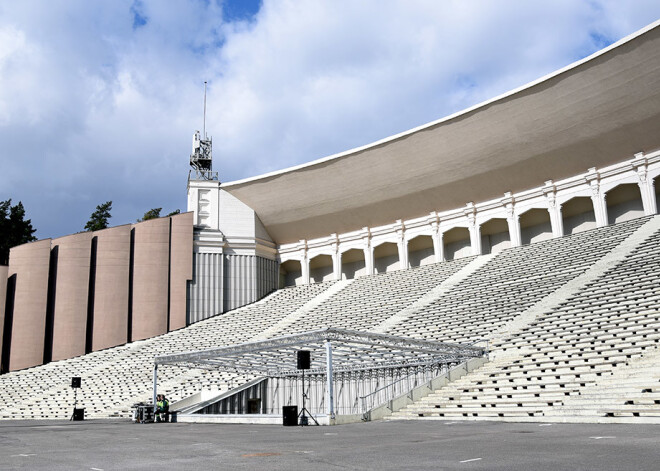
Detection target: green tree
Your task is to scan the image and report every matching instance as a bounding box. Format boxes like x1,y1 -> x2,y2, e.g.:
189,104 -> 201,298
138,208 -> 162,222
166,209 -> 180,217
0,199 -> 38,265
84,201 -> 112,232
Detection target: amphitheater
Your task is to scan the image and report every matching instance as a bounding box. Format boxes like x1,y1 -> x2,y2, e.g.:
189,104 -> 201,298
1,21 -> 659,425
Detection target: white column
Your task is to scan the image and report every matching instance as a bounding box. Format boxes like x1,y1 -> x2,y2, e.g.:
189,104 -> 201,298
633,153 -> 657,216
465,203 -> 481,256
502,193 -> 521,247
544,182 -> 563,237
362,228 -> 374,275
332,251 -> 341,281
430,216 -> 444,263
331,235 -> 341,281
586,169 -> 608,227
300,240 -> 310,285
396,221 -> 408,270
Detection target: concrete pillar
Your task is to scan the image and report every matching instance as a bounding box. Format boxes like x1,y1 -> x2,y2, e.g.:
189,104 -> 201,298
465,203 -> 481,256
544,182 -> 564,237
431,221 -> 444,262
396,221 -> 408,270
503,193 -> 521,247
362,228 -> 374,276
586,169 -> 608,227
331,250 -> 341,281
633,153 -> 658,216
300,242 -> 310,285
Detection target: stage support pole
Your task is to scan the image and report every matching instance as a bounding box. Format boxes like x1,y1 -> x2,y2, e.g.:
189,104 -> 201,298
152,364 -> 158,416
325,341 -> 335,419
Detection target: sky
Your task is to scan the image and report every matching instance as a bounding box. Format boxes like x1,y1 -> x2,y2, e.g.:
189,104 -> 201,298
1,1 -> 660,240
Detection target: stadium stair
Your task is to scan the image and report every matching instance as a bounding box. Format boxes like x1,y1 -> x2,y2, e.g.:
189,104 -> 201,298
390,215 -> 660,423
1,215 -> 658,422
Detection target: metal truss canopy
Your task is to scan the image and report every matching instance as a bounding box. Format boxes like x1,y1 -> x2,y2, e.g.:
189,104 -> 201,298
154,328 -> 485,376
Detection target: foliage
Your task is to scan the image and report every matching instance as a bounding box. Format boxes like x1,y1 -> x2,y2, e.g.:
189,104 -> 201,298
0,199 -> 38,265
84,201 -> 112,232
137,208 -> 180,222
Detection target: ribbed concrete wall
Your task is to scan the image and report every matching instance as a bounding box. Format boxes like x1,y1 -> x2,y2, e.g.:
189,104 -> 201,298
187,253 -> 278,323
92,225 -> 131,351
224,255 -> 278,312
131,218 -> 170,341
51,232 -> 93,361
169,213 -> 193,331
187,252 -> 223,324
8,239 -> 52,371
0,265 -> 7,365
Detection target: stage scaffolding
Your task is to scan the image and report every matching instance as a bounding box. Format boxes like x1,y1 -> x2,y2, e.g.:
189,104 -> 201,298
153,328 -> 485,419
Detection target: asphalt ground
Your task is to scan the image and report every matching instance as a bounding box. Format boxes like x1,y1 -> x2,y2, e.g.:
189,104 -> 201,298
1,419 -> 659,470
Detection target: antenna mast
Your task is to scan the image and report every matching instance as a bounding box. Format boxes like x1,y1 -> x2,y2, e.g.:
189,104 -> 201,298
189,81 -> 215,180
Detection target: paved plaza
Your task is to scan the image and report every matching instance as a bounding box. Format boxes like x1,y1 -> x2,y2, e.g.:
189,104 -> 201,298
1,419 -> 659,470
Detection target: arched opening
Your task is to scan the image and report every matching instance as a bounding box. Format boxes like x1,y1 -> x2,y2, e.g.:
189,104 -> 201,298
480,218 -> 510,255
519,208 -> 552,245
655,175 -> 660,214
606,183 -> 644,224
408,235 -> 434,268
373,242 -> 399,274
562,196 -> 596,235
340,248 -> 366,280
309,254 -> 334,283
443,227 -> 471,261
280,260 -> 302,287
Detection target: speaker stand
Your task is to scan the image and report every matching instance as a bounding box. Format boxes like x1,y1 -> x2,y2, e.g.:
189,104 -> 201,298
298,369 -> 319,426
69,387 -> 78,421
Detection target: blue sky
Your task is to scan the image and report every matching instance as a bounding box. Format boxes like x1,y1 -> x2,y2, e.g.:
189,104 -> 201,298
1,0 -> 659,240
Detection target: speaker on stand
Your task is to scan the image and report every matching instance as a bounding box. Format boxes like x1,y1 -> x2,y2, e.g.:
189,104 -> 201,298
296,350 -> 318,426
70,377 -> 84,421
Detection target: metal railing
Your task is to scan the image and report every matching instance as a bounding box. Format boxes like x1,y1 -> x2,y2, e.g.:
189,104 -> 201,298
188,169 -> 219,181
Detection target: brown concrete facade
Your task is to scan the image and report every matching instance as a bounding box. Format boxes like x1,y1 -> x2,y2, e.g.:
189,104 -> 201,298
169,212 -> 193,331
0,214 -> 193,371
0,265 -> 7,365
8,239 -> 52,371
50,232 -> 93,362
91,225 -> 131,352
131,217 -> 171,342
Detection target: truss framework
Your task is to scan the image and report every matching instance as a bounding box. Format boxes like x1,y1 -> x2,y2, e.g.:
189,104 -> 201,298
155,328 -> 484,374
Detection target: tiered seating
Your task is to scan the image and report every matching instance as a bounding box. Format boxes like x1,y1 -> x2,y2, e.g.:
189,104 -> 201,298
391,216 -> 660,422
386,217 -> 650,344
1,215 -> 658,422
282,257 -> 474,334
0,281 -> 334,419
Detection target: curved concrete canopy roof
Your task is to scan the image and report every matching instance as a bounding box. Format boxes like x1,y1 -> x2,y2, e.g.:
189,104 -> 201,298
223,21 -> 660,245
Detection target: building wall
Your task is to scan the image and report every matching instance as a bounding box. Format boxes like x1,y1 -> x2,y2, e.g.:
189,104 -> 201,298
91,225 -> 131,352
50,232 -> 92,362
8,239 -> 51,371
0,265 -> 8,367
170,212 -> 194,331
131,217 -> 170,342
1,214 -> 193,371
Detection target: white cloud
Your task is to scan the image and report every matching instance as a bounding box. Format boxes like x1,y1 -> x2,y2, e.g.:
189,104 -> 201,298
0,0 -> 658,239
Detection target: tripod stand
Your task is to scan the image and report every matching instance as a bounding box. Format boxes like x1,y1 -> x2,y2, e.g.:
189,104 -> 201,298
69,387 -> 78,421
298,368 -> 319,426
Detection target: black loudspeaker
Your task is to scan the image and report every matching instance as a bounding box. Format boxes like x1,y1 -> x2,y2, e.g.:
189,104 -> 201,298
297,350 -> 311,370
282,405 -> 298,426
71,377 -> 81,388
72,408 -> 85,421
